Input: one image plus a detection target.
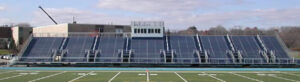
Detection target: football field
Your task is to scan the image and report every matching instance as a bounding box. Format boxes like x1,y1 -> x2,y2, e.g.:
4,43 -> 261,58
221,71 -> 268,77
0,70 -> 300,82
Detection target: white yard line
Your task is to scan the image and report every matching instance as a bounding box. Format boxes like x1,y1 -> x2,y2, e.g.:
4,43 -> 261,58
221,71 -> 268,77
0,74 -> 25,81
281,72 -> 300,77
28,71 -> 66,82
269,75 -> 299,82
147,71 -> 149,82
208,75 -> 226,82
68,71 -> 94,82
0,71 -> 14,75
202,72 -> 226,82
174,72 -> 188,82
108,72 -> 121,82
230,72 -> 263,82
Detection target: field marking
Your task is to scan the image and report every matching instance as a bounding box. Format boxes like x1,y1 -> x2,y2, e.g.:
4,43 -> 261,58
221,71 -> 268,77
174,72 -> 188,82
281,72 -> 300,77
8,70 -> 300,74
68,71 -> 94,82
28,71 -> 66,82
202,72 -> 226,82
0,74 -> 25,81
269,75 -> 300,82
147,71 -> 149,82
108,72 -> 121,82
0,71 -> 14,75
230,72 -> 263,82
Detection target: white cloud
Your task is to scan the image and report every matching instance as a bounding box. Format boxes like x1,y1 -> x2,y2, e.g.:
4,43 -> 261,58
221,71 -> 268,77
0,18 -> 13,25
31,8 -> 156,26
0,6 -> 5,11
31,7 -> 300,30
97,0 -> 215,14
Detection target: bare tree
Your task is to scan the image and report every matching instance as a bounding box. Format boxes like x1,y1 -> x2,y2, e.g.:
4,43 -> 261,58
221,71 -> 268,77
279,27 -> 300,49
207,25 -> 228,35
16,23 -> 31,27
178,26 -> 199,35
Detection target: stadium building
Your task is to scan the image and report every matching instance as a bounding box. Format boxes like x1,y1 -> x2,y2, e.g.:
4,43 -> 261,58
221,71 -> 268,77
32,23 -> 131,37
13,21 -> 294,67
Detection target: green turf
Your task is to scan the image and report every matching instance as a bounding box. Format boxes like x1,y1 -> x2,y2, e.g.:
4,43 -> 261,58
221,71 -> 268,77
150,72 -> 184,82
180,73 -> 218,82
0,49 -> 10,55
2,72 -> 56,82
214,73 -> 255,82
74,72 -> 117,82
0,70 -> 299,82
0,71 -> 19,78
36,72 -> 88,82
113,72 -> 147,82
239,73 -> 292,82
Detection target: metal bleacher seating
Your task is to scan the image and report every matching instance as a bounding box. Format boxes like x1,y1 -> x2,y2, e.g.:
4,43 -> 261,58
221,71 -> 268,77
131,38 -> 164,63
62,36 -> 94,62
169,36 -> 198,64
200,36 -> 231,64
18,34 -> 292,65
96,36 -> 125,63
231,36 -> 266,63
21,37 -> 64,62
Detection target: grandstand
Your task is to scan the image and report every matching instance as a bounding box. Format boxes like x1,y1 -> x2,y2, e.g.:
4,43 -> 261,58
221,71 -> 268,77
14,21 -> 294,67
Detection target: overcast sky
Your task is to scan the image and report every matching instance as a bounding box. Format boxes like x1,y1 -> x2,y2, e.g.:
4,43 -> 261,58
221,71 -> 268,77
0,0 -> 300,30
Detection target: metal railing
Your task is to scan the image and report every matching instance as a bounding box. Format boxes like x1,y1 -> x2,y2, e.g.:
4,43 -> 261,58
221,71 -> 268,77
17,57 -> 297,64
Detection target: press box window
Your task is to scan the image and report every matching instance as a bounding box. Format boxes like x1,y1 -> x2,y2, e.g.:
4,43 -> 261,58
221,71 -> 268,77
137,29 -> 141,33
134,29 -> 137,33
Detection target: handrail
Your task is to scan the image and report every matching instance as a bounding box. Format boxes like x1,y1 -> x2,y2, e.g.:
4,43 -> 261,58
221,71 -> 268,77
269,50 -> 276,63
17,34 -> 33,60
16,57 -> 295,64
166,35 -> 170,51
237,50 -> 243,63
226,34 -> 236,51
196,34 -> 202,51
92,35 -> 99,51
259,50 -> 269,63
194,50 -> 201,64
204,50 -> 208,63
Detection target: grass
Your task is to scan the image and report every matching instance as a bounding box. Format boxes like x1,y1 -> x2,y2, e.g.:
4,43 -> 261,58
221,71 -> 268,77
0,49 -> 10,55
0,70 -> 300,82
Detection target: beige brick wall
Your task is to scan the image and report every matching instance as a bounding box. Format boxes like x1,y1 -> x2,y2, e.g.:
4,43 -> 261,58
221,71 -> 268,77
33,24 -> 68,37
11,27 -> 19,46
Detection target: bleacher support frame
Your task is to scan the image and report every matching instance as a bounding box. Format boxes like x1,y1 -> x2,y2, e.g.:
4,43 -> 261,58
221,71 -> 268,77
52,49 -> 68,62
120,49 -> 133,63
194,50 -> 202,64
85,49 -> 101,62
195,34 -> 209,63
256,35 -> 277,63
160,49 -> 175,63
269,50 -> 276,63
226,35 -> 243,63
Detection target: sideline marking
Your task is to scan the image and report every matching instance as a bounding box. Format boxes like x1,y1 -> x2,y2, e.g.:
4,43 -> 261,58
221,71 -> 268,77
281,72 -> 300,77
68,71 -> 94,82
174,72 -> 187,82
108,72 -> 121,82
147,70 -> 149,82
269,75 -> 299,82
203,72 -> 226,82
230,72 -> 263,82
0,71 -> 14,75
28,71 -> 66,82
0,74 -> 25,81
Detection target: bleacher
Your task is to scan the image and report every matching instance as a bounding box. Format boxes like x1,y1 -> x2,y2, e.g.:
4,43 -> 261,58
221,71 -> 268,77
18,34 -> 293,65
